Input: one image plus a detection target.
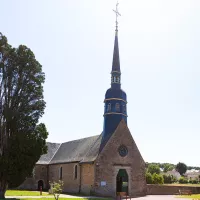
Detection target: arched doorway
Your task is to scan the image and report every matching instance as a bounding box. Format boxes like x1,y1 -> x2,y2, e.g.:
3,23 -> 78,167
116,169 -> 128,194
38,180 -> 44,191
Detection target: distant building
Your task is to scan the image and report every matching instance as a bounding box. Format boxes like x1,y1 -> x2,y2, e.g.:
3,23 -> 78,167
164,169 -> 181,179
185,169 -> 200,180
19,16 -> 146,197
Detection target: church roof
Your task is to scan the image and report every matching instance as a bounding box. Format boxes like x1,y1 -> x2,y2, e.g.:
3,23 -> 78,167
37,134 -> 102,165
37,142 -> 61,164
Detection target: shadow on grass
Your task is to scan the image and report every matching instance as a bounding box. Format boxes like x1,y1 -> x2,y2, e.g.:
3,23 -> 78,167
1,199 -> 20,200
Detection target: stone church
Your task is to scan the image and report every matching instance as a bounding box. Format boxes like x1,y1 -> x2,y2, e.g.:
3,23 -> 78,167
20,23 -> 147,197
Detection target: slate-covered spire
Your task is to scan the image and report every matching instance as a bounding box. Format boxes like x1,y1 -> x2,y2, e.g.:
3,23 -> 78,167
111,4 -> 121,89
111,29 -> 121,89
112,29 -> 121,73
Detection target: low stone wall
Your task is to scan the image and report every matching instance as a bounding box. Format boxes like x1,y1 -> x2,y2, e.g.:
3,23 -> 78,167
147,184 -> 200,195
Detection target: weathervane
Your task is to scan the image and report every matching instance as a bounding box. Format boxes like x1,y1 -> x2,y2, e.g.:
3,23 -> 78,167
113,1 -> 121,31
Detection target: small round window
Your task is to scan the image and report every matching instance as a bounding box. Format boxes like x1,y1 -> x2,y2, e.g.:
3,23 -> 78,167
118,145 -> 128,157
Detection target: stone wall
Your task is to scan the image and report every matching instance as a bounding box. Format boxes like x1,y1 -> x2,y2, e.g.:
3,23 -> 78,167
18,164 -> 48,190
49,163 -> 80,193
147,184 -> 200,195
19,162 -> 95,195
94,120 -> 147,197
80,163 -> 95,195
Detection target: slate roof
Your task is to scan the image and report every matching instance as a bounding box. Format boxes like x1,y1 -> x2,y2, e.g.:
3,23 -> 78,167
112,32 -> 120,73
37,142 -> 61,164
37,134 -> 102,165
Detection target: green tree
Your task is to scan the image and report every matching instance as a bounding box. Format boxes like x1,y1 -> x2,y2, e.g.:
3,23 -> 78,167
152,173 -> 164,184
0,33 -> 48,199
147,164 -> 161,174
146,172 -> 153,184
163,174 -> 173,184
50,180 -> 64,200
176,162 -> 187,176
163,164 -> 174,172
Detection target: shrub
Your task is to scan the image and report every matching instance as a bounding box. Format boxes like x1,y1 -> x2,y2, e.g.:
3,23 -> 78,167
152,173 -> 164,184
171,175 -> 177,183
163,174 -> 173,184
146,172 -> 153,184
49,180 -> 64,200
178,177 -> 188,184
191,179 -> 198,184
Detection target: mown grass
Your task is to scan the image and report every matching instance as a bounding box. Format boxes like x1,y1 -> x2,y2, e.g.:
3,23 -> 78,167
5,190 -> 51,196
3,199 -> 111,200
164,183 -> 200,187
177,194 -> 200,199
4,190 -> 111,200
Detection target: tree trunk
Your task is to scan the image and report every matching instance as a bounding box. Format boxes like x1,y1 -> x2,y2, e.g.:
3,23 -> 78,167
0,190 -> 5,199
0,181 -> 7,199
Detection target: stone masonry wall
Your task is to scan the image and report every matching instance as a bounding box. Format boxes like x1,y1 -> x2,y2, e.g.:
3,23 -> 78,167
147,184 -> 200,195
18,164 -> 48,190
94,120 -> 147,197
49,163 -> 80,193
80,164 -> 95,195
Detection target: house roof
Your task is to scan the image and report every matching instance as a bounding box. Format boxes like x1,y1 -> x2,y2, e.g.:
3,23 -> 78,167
37,134 -> 102,165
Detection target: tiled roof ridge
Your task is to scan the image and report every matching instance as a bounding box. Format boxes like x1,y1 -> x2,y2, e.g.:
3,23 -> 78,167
48,143 -> 62,164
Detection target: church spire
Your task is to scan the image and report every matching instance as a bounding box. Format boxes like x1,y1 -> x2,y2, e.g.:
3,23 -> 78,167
112,30 -> 120,73
111,2 -> 121,88
112,2 -> 121,73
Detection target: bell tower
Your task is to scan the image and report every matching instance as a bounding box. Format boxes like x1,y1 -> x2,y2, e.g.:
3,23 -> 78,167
100,2 -> 127,150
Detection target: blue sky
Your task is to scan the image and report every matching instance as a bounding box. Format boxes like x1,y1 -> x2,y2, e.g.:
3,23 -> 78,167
1,0 -> 200,166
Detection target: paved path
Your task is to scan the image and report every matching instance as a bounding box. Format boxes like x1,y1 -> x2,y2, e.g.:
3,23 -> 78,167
6,195 -> 188,199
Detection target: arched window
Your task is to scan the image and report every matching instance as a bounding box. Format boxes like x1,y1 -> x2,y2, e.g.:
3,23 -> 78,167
107,103 -> 111,112
74,165 -> 78,179
59,167 -> 62,180
116,103 -> 120,112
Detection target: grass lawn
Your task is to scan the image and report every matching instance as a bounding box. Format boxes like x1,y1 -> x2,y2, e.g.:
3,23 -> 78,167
5,190 -> 51,196
4,199 -> 111,200
177,194 -> 200,199
4,190 -> 111,200
164,183 -> 200,187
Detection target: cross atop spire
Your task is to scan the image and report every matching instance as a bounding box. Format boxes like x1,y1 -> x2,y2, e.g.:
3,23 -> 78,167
113,1 -> 121,32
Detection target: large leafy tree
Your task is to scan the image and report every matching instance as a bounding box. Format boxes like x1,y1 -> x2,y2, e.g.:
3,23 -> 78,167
147,164 -> 161,174
163,163 -> 174,172
0,33 -> 48,199
176,162 -> 187,175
